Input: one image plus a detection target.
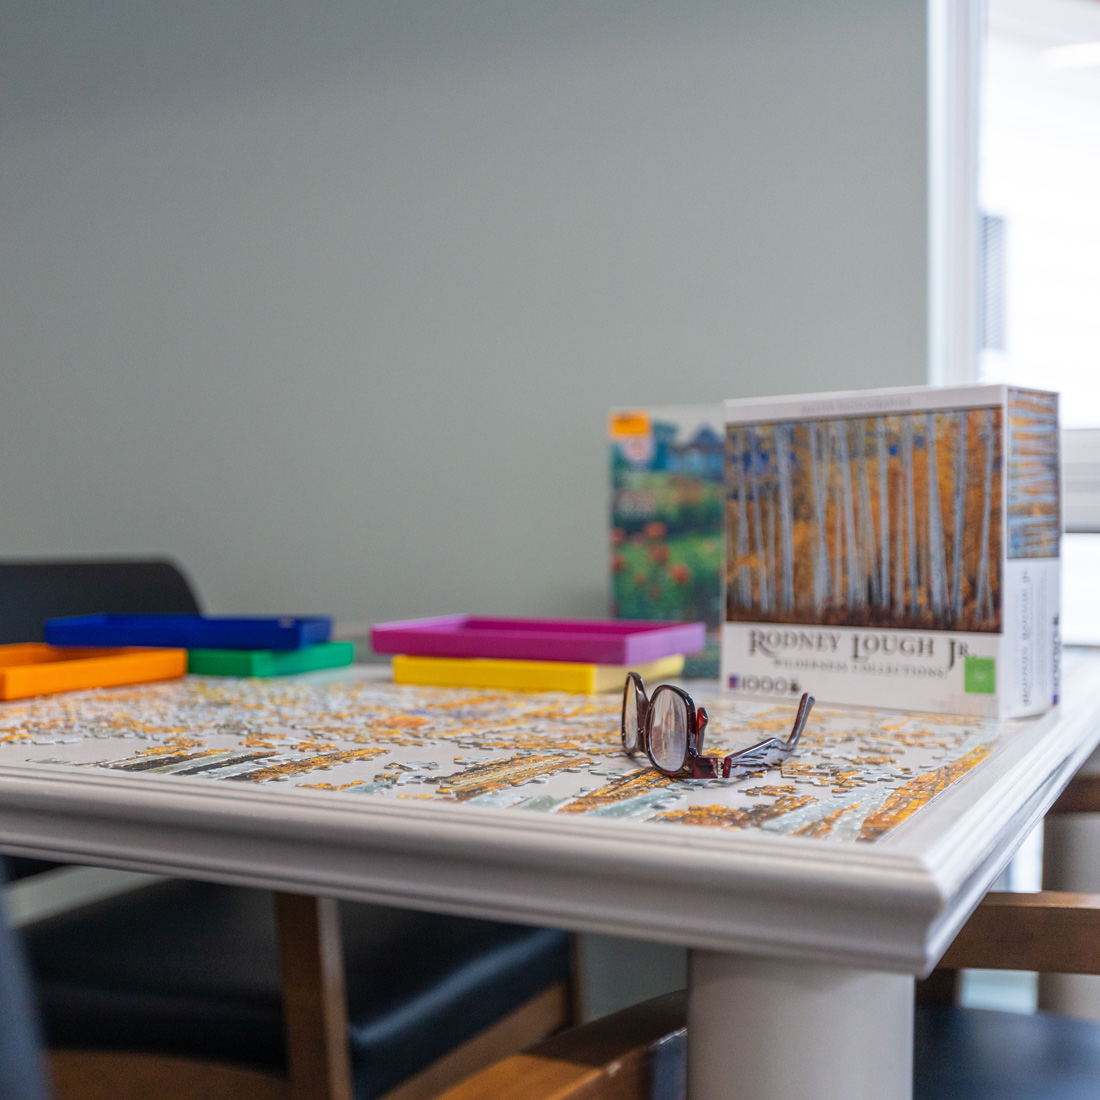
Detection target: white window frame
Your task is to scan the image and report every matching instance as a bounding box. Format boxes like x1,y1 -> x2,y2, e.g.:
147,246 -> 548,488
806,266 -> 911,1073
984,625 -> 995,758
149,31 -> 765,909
928,0 -> 983,387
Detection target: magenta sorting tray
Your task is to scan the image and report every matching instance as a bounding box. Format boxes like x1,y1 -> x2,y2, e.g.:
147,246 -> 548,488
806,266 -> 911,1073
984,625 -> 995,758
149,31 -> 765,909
370,615 -> 705,665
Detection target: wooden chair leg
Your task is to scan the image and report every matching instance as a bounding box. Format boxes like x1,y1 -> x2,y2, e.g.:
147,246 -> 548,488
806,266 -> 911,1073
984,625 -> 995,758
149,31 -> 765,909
275,893 -> 354,1100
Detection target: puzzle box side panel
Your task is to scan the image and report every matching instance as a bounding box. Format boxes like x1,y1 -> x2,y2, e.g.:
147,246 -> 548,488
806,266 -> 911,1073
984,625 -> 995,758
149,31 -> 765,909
1001,387 -> 1062,712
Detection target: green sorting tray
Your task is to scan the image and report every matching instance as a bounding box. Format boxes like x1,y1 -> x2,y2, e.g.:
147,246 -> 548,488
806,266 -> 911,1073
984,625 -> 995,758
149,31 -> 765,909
187,641 -> 355,678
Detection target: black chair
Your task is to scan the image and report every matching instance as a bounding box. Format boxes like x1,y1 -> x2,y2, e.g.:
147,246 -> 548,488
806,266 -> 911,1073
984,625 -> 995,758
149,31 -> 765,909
0,558 -> 201,645
1,559 -> 574,1100
27,881 -> 570,1100
0,865 -> 52,1100
909,778 -> 1100,1100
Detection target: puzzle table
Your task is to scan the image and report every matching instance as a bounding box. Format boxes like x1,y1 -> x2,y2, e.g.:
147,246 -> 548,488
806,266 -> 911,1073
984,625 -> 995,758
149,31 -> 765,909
3,653 -> 1100,1100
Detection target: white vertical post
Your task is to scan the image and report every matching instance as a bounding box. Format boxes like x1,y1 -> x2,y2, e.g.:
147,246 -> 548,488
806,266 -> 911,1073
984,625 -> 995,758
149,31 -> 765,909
688,951 -> 914,1100
928,0 -> 982,387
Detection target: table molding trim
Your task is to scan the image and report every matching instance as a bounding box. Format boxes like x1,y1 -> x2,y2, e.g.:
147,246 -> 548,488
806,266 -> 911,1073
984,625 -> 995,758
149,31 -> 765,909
0,757 -> 945,971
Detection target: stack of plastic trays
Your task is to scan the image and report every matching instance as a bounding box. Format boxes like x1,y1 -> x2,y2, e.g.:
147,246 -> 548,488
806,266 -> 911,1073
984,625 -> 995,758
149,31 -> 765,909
44,614 -> 354,679
370,615 -> 706,694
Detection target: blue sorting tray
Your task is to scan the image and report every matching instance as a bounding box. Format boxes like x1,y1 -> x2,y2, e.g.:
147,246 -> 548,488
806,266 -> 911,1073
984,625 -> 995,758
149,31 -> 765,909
45,614 -> 332,652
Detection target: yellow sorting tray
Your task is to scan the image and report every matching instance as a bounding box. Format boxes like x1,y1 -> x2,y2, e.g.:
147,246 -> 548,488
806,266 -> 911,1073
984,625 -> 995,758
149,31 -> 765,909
0,644 -> 187,701
392,653 -> 685,694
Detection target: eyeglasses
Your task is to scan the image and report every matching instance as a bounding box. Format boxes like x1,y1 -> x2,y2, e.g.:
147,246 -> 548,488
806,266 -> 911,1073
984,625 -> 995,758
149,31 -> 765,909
620,674 -> 814,780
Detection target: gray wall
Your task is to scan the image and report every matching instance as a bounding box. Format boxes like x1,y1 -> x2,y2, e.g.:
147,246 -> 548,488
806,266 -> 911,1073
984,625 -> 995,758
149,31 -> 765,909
0,0 -> 929,620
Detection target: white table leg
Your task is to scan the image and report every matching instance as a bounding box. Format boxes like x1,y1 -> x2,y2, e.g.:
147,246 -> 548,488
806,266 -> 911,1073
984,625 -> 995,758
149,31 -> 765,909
688,951 -> 914,1100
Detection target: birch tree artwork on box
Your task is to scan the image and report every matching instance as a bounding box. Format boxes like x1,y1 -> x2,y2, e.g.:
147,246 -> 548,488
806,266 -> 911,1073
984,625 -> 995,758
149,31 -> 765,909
726,409 -> 1003,631
726,396 -> 1058,631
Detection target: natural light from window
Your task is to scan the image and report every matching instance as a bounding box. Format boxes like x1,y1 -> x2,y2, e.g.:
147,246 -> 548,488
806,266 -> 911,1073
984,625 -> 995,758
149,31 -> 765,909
980,0 -> 1100,427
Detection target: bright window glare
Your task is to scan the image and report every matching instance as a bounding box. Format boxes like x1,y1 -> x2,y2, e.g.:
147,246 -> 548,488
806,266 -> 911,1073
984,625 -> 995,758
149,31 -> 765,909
1043,40 -> 1100,68
980,0 -> 1100,427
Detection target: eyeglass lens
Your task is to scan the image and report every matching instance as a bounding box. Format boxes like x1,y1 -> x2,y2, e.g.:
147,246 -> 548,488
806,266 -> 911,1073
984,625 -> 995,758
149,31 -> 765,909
648,690 -> 688,773
621,680 -> 640,753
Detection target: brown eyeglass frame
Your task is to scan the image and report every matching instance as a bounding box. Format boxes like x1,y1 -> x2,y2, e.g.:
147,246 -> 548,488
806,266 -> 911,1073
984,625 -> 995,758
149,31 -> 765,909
621,674 -> 814,780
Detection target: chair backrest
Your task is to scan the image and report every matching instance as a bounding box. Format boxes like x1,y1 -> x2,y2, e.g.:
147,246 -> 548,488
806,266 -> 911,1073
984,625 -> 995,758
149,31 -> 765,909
0,559 -> 201,644
0,867 -> 52,1100
435,991 -> 686,1100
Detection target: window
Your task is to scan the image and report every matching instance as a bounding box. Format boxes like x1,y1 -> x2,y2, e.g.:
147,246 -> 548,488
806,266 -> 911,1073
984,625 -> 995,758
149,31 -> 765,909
980,0 -> 1100,427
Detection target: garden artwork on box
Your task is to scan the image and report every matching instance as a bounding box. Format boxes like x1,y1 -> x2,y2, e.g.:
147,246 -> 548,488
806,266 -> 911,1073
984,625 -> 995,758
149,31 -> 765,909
610,406 -> 723,675
725,392 -> 1059,632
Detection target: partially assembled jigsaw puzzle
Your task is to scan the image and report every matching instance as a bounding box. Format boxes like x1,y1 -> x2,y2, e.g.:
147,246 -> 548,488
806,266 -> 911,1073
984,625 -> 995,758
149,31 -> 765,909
0,669 -> 1005,843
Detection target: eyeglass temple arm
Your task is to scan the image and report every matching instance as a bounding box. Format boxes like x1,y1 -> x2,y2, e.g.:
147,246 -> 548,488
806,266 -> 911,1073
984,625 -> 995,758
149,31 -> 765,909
733,692 -> 815,755
711,693 -> 816,777
781,692 -> 815,750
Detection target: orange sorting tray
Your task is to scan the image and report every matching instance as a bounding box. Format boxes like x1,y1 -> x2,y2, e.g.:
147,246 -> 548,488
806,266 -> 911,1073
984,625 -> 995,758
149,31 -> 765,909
0,644 -> 187,701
